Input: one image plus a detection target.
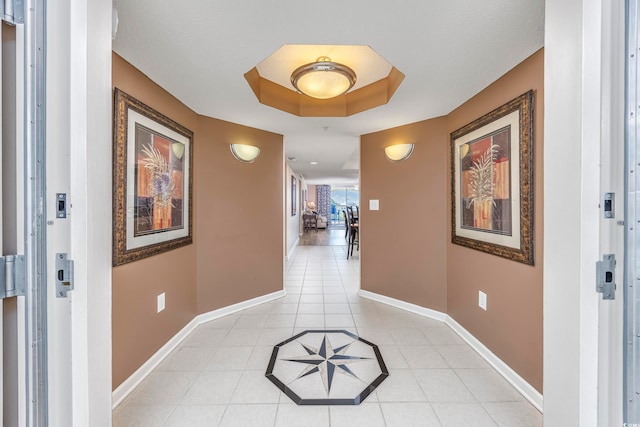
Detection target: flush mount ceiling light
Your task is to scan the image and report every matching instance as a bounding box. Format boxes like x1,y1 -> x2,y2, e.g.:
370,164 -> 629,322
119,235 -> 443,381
385,144 -> 414,162
290,57 -> 357,100
230,144 -> 260,163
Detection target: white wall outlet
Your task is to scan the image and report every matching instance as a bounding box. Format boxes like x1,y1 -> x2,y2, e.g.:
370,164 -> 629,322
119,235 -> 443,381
157,292 -> 165,313
478,291 -> 487,311
369,199 -> 380,210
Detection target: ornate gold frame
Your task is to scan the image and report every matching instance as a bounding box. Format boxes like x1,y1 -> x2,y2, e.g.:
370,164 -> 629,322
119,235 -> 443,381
113,88 -> 194,266
450,90 -> 534,265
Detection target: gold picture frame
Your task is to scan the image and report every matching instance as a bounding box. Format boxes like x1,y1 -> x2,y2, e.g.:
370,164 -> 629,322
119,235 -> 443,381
450,90 -> 534,265
113,88 -> 193,266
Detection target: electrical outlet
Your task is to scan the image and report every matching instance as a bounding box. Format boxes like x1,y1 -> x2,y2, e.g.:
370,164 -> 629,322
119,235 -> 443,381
478,291 -> 487,311
157,292 -> 165,313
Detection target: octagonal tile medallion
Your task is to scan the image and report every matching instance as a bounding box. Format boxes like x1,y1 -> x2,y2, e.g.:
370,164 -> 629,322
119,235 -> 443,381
265,330 -> 388,405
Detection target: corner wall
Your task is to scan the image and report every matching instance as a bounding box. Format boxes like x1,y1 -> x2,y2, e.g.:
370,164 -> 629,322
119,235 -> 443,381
360,48 -> 544,393
360,118 -> 449,312
112,53 -> 284,388
446,49 -> 544,392
112,54 -> 198,389
195,116 -> 283,313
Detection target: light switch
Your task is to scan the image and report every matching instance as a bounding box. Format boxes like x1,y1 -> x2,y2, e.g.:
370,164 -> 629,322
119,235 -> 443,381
478,291 -> 487,311
157,292 -> 165,313
369,200 -> 380,211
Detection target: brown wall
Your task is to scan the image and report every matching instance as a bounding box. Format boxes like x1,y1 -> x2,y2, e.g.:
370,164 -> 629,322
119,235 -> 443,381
360,49 -> 543,392
112,54 -> 199,389
112,53 -> 283,388
195,116 -> 283,313
360,117 -> 449,312
446,50 -> 543,392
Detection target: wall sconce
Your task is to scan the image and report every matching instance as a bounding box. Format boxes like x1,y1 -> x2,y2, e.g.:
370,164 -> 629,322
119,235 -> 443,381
230,144 -> 260,163
384,144 -> 414,162
171,142 -> 185,160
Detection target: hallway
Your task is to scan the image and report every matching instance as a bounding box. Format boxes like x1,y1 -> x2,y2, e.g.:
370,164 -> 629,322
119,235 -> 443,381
113,246 -> 541,426
299,226 -> 350,247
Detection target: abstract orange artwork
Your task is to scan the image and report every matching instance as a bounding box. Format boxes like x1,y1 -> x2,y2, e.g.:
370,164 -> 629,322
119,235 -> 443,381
134,127 -> 185,235
451,91 -> 534,265
459,128 -> 511,234
113,89 -> 193,266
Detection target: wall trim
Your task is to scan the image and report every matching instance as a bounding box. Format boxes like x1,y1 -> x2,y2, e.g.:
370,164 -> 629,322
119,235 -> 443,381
445,316 -> 543,412
111,316 -> 199,409
112,290 -> 285,409
358,289 -> 543,412
197,290 -> 285,325
358,290 -> 448,322
286,238 -> 299,260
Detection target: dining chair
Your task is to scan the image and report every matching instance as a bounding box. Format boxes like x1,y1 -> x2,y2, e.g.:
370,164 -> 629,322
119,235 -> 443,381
343,209 -> 349,239
345,207 -> 359,258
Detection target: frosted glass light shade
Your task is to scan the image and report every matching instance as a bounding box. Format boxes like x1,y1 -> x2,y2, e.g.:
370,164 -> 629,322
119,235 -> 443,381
384,144 -> 414,162
291,58 -> 356,99
171,142 -> 185,160
230,144 -> 260,163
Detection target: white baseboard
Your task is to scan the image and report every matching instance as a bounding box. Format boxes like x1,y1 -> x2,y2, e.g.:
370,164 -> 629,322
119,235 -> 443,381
111,316 -> 199,409
358,290 -> 447,322
445,316 -> 543,412
112,290 -> 285,409
197,290 -> 285,324
358,289 -> 543,413
286,238 -> 299,260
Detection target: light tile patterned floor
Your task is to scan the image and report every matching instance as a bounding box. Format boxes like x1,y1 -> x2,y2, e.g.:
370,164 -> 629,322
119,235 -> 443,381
113,246 -> 542,426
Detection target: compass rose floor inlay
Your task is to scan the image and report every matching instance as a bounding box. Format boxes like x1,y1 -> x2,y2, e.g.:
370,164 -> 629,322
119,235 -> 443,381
266,330 -> 388,405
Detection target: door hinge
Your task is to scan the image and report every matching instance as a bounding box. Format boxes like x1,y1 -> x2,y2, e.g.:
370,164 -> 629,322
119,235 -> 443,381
55,253 -> 74,298
596,254 -> 616,300
0,255 -> 26,299
1,0 -> 24,25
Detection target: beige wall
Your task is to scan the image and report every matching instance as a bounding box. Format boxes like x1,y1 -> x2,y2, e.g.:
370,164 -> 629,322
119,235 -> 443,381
360,117 -> 449,312
112,53 -> 284,388
112,55 -> 199,389
360,49 -> 543,392
195,115 -> 283,313
447,50 -> 543,392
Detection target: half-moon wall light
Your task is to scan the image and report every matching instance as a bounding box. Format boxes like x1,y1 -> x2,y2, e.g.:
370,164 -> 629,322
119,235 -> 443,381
230,144 -> 261,163
384,144 -> 414,162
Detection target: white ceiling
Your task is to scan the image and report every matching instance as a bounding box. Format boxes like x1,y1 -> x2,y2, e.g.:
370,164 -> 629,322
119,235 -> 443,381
112,0 -> 545,185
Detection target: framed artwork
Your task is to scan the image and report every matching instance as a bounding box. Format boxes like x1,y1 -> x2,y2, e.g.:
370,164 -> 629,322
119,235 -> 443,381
450,90 -> 534,265
113,88 -> 193,266
291,176 -> 297,216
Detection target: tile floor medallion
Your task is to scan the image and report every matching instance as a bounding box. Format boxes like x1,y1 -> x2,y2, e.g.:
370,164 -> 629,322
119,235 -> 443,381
266,329 -> 388,405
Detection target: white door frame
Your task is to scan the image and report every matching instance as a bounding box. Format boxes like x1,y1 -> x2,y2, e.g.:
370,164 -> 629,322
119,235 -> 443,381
47,0 -> 113,424
544,0 -> 625,425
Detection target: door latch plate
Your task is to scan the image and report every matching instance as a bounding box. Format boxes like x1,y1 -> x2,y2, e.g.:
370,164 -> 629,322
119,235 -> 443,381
596,254 -> 616,300
55,253 -> 73,298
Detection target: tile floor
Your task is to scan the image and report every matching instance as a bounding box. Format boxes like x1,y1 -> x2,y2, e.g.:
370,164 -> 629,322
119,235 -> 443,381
113,246 -> 542,426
